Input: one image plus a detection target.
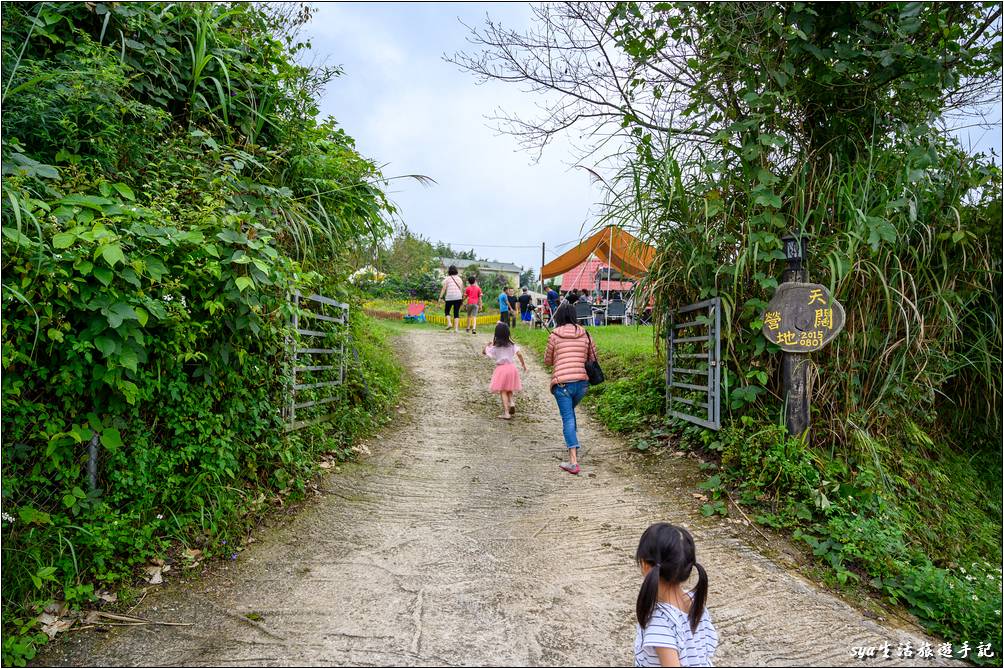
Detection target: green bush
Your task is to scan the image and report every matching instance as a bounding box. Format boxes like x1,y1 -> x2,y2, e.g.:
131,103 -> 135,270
1,3 -> 402,665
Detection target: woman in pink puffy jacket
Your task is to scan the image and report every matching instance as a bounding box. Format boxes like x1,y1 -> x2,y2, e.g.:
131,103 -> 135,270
543,301 -> 597,475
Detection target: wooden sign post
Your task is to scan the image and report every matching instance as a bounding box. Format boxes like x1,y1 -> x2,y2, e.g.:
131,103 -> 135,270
762,233 -> 845,439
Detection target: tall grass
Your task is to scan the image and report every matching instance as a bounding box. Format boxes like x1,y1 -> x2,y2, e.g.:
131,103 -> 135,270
598,136 -> 1002,457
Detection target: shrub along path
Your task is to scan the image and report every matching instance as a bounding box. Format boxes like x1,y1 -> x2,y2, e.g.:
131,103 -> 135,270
43,328 -> 953,666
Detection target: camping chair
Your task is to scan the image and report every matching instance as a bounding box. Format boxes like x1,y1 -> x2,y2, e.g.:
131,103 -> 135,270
573,300 -> 593,326
603,299 -> 627,325
403,301 -> 426,323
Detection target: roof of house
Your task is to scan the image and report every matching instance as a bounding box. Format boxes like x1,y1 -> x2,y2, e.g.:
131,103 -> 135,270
438,257 -> 522,273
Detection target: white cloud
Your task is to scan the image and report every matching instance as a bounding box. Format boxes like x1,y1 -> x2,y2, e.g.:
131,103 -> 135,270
303,3 -> 605,273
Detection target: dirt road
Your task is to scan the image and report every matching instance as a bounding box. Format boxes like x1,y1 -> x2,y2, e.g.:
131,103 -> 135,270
45,327 -> 951,666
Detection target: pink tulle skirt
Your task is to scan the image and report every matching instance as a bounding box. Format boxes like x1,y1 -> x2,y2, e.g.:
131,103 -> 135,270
490,362 -> 523,393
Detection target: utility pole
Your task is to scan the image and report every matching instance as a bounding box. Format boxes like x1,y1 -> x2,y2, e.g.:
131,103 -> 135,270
540,242 -> 545,294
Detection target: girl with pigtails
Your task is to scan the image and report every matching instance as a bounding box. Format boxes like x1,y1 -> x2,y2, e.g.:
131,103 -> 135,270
633,523 -> 718,667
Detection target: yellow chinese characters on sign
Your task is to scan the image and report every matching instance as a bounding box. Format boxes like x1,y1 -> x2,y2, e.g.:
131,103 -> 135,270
761,282 -> 845,353
776,330 -> 797,346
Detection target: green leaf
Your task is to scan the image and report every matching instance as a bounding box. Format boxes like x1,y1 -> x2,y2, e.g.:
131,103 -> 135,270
217,229 -> 247,245
135,307 -> 149,327
144,256 -> 168,281
698,474 -> 722,490
754,192 -> 782,208
18,507 -> 51,525
52,232 -> 76,249
112,183 -> 135,200
118,380 -> 139,405
72,486 -> 86,498
63,494 -> 77,508
104,302 -> 137,329
235,276 -> 253,292
93,267 -> 114,286
2,226 -> 36,247
59,194 -> 113,210
100,428 -> 123,451
118,347 -> 138,372
94,336 -> 116,357
100,244 -> 125,267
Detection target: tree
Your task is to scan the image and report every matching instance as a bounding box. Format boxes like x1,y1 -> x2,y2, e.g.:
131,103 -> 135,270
449,3 -> 1000,166
519,267 -> 537,289
447,2 -> 713,162
378,225 -> 437,284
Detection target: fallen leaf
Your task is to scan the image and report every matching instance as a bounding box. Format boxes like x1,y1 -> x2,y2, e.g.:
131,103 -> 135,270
691,493 -> 709,501
182,548 -> 202,561
145,565 -> 163,584
97,591 -> 117,603
44,600 -> 68,616
319,461 -> 334,469
37,613 -> 58,626
42,618 -> 73,638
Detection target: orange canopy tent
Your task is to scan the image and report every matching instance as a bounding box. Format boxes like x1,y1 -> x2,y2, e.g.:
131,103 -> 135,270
541,226 -> 655,281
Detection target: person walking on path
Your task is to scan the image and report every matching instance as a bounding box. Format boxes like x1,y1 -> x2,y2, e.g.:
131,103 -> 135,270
438,265 -> 465,332
543,302 -> 597,475
633,523 -> 717,668
483,322 -> 527,420
518,287 -> 533,326
506,287 -> 518,328
497,286 -> 510,324
464,276 -> 482,334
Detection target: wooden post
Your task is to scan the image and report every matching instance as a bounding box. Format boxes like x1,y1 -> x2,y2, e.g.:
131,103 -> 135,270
781,265 -> 809,439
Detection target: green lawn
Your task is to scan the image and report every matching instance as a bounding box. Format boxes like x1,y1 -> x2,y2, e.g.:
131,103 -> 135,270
514,324 -> 664,434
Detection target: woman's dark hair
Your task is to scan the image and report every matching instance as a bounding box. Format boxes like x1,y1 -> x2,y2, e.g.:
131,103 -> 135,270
552,301 -> 579,328
635,523 -> 708,633
493,321 -> 514,348
468,275 -> 477,284
448,264 -> 458,276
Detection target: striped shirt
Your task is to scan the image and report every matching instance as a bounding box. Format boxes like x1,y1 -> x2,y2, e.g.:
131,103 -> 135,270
634,598 -> 718,667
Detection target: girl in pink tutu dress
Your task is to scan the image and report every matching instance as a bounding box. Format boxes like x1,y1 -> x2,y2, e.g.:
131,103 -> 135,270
483,322 -> 528,420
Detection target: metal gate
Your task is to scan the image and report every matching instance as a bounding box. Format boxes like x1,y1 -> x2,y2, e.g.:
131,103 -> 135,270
666,297 -> 721,430
287,291 -> 349,431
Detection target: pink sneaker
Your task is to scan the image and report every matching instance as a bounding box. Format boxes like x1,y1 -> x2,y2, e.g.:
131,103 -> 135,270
559,462 -> 580,475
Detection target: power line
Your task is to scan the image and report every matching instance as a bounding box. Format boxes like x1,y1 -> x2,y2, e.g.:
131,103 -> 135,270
439,242 -> 541,249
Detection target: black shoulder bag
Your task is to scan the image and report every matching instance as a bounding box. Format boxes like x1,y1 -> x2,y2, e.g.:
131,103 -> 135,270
584,329 -> 604,386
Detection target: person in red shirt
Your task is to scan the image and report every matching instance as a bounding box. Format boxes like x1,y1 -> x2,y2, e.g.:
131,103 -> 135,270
464,276 -> 483,334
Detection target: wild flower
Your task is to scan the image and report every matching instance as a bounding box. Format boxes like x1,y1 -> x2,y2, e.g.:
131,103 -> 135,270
1,511 -> 15,524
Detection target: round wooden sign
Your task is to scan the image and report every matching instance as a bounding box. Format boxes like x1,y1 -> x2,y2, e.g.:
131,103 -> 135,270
761,282 -> 845,353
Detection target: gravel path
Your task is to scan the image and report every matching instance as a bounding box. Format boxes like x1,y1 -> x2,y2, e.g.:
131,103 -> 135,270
44,327 -> 953,666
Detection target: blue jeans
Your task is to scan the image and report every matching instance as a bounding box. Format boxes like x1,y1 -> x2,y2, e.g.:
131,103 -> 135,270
551,380 -> 589,448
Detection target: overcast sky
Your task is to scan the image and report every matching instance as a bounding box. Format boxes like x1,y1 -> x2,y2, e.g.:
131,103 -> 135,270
303,3 -> 1002,275
304,2 -> 603,275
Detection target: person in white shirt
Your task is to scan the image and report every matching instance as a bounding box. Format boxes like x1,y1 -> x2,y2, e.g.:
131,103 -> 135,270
438,265 -> 465,332
634,523 -> 718,667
